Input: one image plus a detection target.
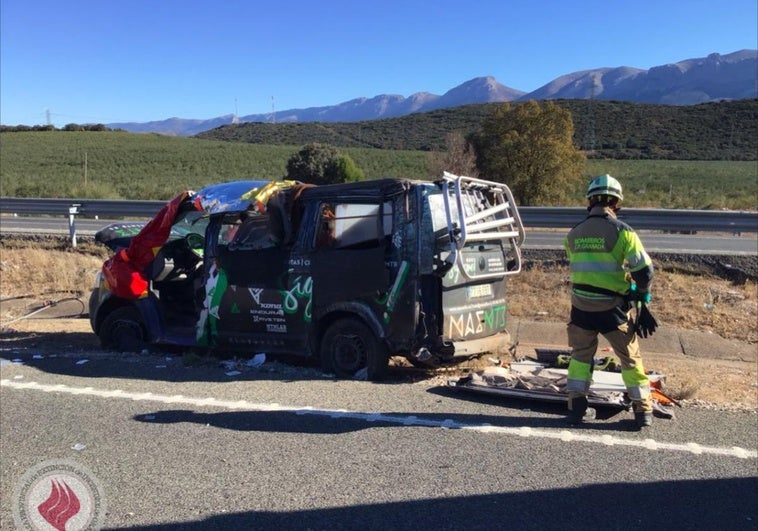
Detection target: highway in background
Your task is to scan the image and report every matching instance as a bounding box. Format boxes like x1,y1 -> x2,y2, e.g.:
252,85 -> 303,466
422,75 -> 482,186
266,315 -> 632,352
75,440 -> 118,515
1,216 -> 756,255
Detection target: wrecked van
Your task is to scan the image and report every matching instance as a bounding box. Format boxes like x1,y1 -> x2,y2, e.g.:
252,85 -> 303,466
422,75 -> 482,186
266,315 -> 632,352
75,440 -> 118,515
89,173 -> 525,379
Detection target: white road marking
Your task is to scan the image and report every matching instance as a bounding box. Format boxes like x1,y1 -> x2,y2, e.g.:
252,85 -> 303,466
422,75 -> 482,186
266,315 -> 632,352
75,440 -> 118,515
2,379 -> 755,459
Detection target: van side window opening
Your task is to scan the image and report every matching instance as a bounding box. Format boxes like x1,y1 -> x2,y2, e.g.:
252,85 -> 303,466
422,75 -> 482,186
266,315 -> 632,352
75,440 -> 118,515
316,202 -> 393,249
316,203 -> 337,248
225,214 -> 278,251
218,219 -> 241,246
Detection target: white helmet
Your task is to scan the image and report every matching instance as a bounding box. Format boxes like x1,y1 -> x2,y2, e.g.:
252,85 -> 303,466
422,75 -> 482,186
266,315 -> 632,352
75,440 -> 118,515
586,174 -> 623,200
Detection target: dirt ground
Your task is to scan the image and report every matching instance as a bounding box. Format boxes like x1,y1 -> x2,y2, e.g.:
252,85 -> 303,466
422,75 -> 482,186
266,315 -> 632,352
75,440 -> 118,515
0,239 -> 756,411
2,313 -> 755,412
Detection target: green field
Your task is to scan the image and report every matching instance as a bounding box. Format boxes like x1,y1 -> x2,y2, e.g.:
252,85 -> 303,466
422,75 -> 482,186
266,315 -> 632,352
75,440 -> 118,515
1,131 -> 756,209
583,160 -> 758,210
0,131 -> 429,200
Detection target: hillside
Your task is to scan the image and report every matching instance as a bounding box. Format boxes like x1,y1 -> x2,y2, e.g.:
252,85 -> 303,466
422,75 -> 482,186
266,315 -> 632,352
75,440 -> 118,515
196,99 -> 758,161
101,51 -> 756,136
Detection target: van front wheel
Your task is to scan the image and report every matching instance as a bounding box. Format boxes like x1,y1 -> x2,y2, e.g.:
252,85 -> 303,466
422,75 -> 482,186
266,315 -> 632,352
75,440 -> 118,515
321,318 -> 387,380
99,306 -> 146,352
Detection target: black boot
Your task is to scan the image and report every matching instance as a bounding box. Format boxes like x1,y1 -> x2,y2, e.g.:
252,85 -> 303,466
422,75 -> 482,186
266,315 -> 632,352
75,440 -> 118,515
568,396 -> 589,425
633,400 -> 653,428
635,411 -> 653,428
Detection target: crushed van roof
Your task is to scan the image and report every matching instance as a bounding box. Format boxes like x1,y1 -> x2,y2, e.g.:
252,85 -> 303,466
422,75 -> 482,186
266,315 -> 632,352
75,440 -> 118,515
193,180 -> 271,215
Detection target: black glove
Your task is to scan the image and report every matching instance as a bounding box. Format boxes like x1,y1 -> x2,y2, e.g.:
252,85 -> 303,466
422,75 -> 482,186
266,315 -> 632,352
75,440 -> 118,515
635,304 -> 659,338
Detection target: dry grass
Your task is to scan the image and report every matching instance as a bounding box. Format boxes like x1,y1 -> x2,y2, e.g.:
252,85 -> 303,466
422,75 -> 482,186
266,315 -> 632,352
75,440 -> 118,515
0,241 -> 108,300
1,242 -> 755,341
1,240 -> 755,409
505,262 -> 757,410
507,262 -> 757,343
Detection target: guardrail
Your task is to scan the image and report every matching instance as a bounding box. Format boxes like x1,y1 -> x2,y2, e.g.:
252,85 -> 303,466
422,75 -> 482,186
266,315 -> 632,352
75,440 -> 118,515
1,197 -> 757,246
520,206 -> 758,234
0,197 -> 165,218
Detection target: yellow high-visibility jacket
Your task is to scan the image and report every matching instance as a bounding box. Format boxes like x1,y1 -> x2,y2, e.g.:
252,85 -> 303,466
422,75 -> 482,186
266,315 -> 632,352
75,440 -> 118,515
564,206 -> 653,311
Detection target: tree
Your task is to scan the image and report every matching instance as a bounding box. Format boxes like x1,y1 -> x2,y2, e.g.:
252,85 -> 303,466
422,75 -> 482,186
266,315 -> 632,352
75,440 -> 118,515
332,153 -> 364,183
428,131 -> 479,178
286,143 -> 364,185
471,100 -> 586,206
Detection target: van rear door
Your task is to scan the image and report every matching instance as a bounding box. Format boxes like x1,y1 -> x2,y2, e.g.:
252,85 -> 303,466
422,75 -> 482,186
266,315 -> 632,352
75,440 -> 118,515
430,173 -> 524,343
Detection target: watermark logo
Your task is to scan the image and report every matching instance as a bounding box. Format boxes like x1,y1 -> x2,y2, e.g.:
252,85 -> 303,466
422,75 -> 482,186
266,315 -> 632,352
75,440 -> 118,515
13,459 -> 106,530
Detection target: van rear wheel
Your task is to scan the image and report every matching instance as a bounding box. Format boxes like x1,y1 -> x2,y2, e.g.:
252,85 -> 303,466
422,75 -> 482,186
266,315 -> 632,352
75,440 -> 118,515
99,306 -> 146,352
87,288 -> 99,333
320,318 -> 387,380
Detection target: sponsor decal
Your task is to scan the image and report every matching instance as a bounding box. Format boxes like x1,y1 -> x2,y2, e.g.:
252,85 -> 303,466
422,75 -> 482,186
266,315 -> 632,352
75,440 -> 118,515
249,287 -> 264,305
280,274 -> 312,322
447,303 -> 506,338
287,257 -> 311,268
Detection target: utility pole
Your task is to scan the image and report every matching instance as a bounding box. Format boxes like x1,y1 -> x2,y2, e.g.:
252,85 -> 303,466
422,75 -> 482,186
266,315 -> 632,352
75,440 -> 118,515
586,76 -> 598,152
271,96 -> 276,124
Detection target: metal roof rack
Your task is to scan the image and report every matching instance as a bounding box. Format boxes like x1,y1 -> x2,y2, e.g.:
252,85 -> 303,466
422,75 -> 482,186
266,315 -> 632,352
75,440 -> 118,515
441,172 -> 525,281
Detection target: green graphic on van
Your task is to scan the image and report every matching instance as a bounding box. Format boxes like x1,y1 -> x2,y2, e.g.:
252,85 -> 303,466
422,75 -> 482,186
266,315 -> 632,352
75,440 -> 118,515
197,262 -> 228,346
448,303 -> 506,338
380,261 -> 409,323
280,273 -> 312,322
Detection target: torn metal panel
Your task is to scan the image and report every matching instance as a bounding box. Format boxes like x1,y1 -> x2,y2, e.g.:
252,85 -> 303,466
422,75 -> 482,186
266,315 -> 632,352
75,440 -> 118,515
448,365 -> 630,408
193,180 -> 271,214
510,361 -> 631,393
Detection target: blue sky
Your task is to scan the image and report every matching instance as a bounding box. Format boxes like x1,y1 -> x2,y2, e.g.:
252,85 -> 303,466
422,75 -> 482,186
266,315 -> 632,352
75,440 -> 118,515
1,0 -> 756,126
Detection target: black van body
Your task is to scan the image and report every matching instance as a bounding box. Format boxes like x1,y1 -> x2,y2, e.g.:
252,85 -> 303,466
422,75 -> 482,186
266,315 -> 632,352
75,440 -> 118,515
90,173 -> 524,379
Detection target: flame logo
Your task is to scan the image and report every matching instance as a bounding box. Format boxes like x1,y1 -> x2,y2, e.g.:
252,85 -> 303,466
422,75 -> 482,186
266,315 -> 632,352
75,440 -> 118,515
37,479 -> 81,531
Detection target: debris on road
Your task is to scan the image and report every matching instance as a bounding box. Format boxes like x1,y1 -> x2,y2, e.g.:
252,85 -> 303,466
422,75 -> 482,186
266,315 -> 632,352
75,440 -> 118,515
246,353 -> 266,368
448,348 -> 670,415
449,363 -> 629,409
220,354 -> 268,376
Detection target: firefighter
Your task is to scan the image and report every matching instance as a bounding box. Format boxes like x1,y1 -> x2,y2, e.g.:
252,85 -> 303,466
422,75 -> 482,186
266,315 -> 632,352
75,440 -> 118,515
563,174 -> 654,428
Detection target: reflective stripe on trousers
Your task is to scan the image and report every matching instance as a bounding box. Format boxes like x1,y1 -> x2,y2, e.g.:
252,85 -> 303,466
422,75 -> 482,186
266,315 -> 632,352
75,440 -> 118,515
566,316 -> 652,411
567,359 -> 592,393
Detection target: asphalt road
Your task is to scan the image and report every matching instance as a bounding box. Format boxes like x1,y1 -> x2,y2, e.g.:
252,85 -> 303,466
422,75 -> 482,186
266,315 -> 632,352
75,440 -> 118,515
1,350 -> 756,530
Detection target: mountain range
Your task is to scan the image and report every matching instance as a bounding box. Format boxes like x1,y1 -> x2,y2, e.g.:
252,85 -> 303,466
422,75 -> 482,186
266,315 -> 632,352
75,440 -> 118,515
108,49 -> 757,137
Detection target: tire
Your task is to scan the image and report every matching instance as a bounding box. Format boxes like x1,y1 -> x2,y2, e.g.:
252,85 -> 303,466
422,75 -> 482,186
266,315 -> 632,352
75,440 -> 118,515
320,317 -> 388,380
87,288 -> 99,333
99,306 -> 146,352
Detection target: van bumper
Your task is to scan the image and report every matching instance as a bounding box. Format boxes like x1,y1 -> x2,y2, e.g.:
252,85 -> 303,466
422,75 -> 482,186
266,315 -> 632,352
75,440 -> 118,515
447,330 -> 513,358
